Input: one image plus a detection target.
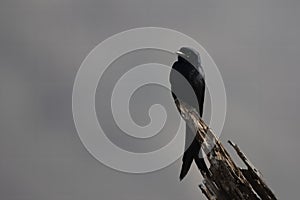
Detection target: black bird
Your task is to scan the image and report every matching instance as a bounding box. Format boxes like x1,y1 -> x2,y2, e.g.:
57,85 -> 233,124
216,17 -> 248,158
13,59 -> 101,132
169,47 -> 209,180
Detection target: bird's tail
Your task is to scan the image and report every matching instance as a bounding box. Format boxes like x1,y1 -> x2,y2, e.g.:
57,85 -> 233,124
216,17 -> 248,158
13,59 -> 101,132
179,138 -> 200,181
179,137 -> 209,181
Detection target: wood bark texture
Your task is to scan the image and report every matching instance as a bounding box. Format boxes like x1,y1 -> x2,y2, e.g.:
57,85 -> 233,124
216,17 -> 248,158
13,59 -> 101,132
175,99 -> 277,200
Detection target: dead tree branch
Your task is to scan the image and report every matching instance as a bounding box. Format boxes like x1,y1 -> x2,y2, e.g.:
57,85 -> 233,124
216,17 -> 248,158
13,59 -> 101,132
175,99 -> 277,200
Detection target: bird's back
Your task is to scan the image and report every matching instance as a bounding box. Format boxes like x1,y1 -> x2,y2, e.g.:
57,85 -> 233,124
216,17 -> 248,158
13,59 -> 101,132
170,59 -> 205,116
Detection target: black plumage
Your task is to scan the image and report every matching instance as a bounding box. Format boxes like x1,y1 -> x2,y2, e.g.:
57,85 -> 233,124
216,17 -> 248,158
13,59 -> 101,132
169,47 -> 209,180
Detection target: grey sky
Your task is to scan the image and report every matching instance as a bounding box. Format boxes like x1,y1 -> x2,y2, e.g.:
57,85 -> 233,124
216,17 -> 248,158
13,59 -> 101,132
1,0 -> 300,199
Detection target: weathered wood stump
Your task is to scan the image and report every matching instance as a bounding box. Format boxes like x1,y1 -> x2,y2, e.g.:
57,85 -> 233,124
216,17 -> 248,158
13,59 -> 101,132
175,99 -> 277,200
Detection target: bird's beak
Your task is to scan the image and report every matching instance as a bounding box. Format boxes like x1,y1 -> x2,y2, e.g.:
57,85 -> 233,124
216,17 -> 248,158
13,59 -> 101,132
175,50 -> 185,56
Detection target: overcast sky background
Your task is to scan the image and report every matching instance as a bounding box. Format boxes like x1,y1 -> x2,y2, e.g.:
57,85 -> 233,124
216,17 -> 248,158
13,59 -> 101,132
1,0 -> 300,199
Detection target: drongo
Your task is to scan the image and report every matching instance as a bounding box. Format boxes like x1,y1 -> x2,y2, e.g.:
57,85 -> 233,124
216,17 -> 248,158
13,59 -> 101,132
169,47 -> 209,180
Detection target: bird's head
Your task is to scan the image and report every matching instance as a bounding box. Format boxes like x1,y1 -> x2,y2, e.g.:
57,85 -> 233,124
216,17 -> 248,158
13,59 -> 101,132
176,47 -> 201,68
